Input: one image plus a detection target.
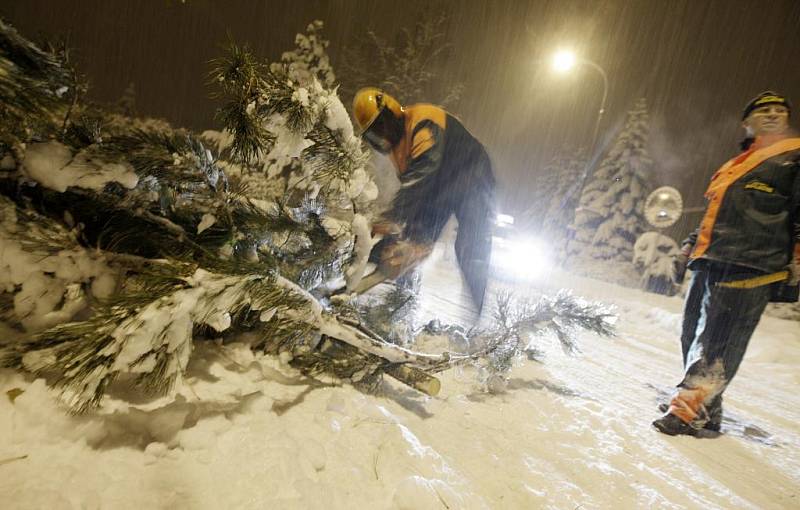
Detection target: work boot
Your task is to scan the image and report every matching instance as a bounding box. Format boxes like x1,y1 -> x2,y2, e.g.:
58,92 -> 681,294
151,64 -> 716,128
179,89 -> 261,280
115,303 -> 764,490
704,396 -> 723,432
657,396 -> 723,433
652,413 -> 699,436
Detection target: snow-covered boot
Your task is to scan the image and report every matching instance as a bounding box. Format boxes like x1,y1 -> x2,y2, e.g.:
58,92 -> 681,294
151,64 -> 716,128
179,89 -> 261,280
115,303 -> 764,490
658,394 -> 722,431
653,387 -> 712,436
704,408 -> 722,432
704,396 -> 723,432
652,413 -> 699,436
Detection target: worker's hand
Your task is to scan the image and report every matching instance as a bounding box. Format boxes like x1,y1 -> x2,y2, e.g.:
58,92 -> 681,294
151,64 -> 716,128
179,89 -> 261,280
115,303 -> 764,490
672,243 -> 694,284
379,241 -> 432,279
371,220 -> 403,237
787,259 -> 799,286
672,252 -> 690,284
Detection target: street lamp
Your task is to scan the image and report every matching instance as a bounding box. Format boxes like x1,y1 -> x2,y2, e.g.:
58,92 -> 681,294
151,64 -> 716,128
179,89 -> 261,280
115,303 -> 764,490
551,50 -> 609,260
551,50 -> 608,163
552,50 -> 576,73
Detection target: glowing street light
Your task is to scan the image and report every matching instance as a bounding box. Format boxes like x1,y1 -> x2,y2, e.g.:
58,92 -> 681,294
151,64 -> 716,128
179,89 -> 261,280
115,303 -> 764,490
552,49 -> 577,73
550,49 -> 610,259
550,50 -> 608,156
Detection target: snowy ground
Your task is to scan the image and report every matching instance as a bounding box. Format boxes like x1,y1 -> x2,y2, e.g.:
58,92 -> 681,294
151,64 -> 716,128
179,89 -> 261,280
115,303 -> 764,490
1,247 -> 799,509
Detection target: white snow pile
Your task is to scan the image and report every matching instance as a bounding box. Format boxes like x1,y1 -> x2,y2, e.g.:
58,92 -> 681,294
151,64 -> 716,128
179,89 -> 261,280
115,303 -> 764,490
632,231 -> 679,281
1,255 -> 798,509
22,141 -> 139,193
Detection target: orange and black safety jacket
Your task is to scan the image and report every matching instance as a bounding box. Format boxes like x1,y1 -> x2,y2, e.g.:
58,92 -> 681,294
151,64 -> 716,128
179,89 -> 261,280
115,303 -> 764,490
685,136 -> 800,273
377,103 -> 494,311
385,104 -> 495,244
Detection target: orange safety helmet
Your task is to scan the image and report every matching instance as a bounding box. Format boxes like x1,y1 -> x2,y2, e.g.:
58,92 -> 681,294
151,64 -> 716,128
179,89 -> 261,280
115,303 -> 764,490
352,87 -> 403,135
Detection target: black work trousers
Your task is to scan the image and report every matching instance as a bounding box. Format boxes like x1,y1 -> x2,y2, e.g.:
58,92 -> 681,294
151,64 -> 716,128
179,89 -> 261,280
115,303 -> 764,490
386,151 -> 495,312
679,261 -> 772,398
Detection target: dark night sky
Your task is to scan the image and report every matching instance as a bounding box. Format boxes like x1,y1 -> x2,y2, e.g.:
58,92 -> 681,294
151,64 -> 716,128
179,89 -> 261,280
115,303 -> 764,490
3,0 -> 800,235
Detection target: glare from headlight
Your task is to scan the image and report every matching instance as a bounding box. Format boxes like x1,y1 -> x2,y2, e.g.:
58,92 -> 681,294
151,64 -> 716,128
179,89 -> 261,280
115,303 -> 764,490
491,236 -> 552,281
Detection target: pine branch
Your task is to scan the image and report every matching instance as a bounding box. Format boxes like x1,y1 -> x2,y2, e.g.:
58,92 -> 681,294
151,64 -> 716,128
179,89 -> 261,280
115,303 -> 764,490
210,43 -> 322,163
420,291 -> 616,383
0,195 -> 82,255
93,129 -> 224,190
335,276 -> 420,345
301,124 -> 369,187
0,19 -> 74,147
3,265 -> 307,413
209,40 -> 274,163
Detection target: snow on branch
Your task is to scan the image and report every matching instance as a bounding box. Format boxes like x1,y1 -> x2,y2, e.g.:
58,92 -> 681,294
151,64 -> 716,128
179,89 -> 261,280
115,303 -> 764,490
421,290 -> 616,391
4,264 -> 308,413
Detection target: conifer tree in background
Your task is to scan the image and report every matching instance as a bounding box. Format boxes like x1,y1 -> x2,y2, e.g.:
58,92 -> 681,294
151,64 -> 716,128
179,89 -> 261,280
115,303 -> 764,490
338,12 -> 463,108
632,231 -> 680,295
522,145 -> 586,254
570,98 -> 653,263
0,19 -> 615,413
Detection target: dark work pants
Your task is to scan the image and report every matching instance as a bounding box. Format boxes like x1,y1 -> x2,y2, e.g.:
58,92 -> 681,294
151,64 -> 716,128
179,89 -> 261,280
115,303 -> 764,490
387,150 -> 495,312
679,262 -> 772,401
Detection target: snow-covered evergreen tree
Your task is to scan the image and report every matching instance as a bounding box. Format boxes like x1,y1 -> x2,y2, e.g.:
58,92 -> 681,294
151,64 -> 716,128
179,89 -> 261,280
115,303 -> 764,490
208,27 -> 379,289
338,12 -> 463,108
570,98 -> 653,262
272,20 -> 336,89
0,18 -> 387,411
523,146 -> 586,253
632,231 -> 679,295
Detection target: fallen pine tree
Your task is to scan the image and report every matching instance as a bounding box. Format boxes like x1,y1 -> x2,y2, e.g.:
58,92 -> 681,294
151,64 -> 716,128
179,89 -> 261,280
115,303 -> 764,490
0,19 -> 615,413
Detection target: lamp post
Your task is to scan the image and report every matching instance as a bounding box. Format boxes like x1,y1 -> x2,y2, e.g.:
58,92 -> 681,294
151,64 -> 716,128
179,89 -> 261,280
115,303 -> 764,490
551,50 -> 608,175
550,50 -> 609,259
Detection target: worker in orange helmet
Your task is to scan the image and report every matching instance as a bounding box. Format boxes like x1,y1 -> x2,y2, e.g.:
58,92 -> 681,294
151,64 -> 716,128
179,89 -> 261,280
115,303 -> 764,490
352,88 -> 496,312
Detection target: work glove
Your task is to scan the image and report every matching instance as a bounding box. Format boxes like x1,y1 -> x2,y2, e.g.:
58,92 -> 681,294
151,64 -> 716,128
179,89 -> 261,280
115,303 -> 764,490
371,219 -> 403,237
378,241 -> 432,279
672,245 -> 693,284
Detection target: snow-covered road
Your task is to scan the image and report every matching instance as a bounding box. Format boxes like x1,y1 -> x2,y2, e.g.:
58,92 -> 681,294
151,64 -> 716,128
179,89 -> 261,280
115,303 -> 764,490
1,251 -> 798,509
